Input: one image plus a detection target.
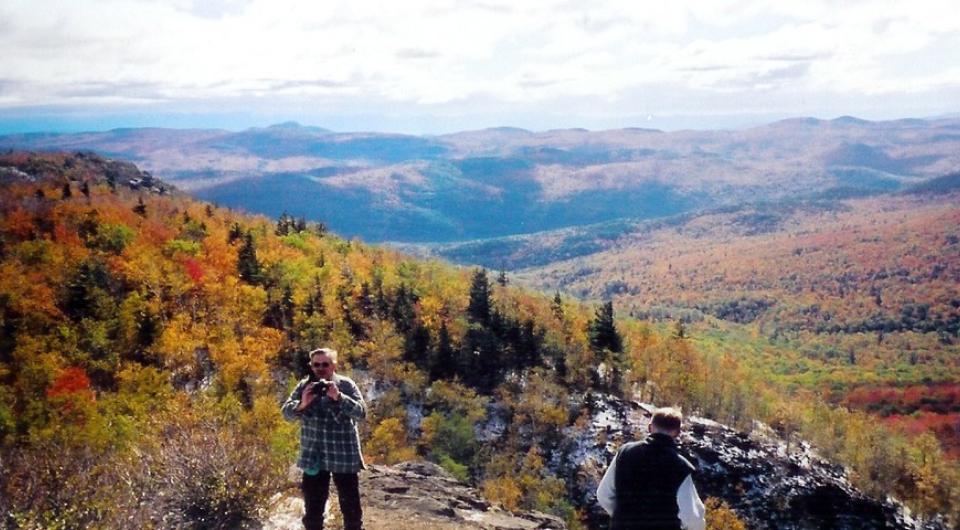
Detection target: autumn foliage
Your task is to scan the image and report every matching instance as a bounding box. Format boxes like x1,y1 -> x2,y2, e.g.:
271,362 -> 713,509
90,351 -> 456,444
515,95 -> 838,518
46,367 -> 94,400
0,152 -> 958,527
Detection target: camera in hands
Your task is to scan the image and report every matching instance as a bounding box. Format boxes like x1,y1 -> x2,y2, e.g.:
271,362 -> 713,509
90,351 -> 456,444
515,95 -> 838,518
310,380 -> 331,395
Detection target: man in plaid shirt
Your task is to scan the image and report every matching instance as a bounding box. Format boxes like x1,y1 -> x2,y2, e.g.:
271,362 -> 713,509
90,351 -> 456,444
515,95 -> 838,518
282,347 -> 367,530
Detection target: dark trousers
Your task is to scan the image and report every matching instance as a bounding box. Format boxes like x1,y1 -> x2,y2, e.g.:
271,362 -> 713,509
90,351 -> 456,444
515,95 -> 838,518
301,471 -> 363,530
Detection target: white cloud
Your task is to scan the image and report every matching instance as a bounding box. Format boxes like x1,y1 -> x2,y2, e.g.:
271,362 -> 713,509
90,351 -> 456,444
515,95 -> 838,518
0,0 -> 957,127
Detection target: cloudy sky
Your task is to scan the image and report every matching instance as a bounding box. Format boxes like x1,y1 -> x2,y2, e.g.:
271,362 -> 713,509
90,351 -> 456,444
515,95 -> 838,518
1,0 -> 958,133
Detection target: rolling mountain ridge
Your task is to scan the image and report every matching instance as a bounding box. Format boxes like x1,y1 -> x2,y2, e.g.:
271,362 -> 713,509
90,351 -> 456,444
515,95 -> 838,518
2,116 -> 958,243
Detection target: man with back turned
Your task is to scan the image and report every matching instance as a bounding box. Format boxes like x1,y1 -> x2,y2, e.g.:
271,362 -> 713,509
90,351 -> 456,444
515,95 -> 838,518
596,407 -> 706,530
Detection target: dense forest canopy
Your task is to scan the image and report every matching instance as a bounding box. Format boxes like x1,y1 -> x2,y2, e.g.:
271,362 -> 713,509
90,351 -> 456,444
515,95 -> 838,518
515,191 -> 960,457
0,152 -> 957,528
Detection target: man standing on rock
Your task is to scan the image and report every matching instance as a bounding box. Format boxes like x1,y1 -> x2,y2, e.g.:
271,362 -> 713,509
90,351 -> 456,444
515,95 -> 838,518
282,347 -> 367,530
597,407 -> 706,530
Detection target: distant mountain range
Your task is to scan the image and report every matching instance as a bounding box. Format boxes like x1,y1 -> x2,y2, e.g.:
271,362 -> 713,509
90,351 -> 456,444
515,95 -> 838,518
2,117 -> 958,244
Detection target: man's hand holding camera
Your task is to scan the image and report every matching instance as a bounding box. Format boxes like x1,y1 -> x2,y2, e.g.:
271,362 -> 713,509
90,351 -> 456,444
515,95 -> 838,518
296,380 -> 339,411
325,381 -> 341,401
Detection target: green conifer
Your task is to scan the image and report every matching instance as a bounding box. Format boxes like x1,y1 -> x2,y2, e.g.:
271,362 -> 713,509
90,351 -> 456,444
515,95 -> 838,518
467,269 -> 491,324
237,231 -> 261,284
588,301 -> 623,354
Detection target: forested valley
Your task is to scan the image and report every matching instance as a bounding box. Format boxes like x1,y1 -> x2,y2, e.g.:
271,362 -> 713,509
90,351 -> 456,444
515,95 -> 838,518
1,152 -> 957,529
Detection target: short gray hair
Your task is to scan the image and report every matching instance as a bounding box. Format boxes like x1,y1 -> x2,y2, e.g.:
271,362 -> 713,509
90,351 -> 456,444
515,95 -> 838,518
309,347 -> 338,364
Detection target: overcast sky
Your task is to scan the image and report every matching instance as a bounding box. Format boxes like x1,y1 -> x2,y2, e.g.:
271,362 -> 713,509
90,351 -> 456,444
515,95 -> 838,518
0,0 -> 958,133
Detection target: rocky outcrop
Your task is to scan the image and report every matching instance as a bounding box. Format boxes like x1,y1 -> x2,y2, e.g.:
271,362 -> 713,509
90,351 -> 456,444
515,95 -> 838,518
563,394 -> 948,530
262,461 -> 565,530
686,418 -> 946,530
0,151 -> 172,195
262,400 -> 948,530
323,379 -> 950,530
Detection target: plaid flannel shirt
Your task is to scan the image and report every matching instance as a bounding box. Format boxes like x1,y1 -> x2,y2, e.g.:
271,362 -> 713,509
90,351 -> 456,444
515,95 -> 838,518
281,373 -> 367,474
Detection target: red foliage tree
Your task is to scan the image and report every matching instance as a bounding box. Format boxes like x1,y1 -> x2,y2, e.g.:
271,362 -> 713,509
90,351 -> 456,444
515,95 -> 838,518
47,367 -> 93,399
183,257 -> 204,284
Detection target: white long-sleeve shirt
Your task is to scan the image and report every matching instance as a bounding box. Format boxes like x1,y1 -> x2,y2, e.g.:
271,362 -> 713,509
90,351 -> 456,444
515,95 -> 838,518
596,452 -> 706,530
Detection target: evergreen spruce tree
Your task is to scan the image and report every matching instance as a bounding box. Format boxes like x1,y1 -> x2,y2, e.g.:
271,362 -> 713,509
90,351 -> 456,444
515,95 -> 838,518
588,301 -> 625,391
588,301 -> 623,354
359,281 -> 375,318
282,285 -> 295,327
264,285 -> 297,332
431,321 -> 456,380
489,307 -> 506,337
391,284 -> 417,334
518,319 -> 544,369
134,305 -> 160,351
61,182 -> 72,199
462,327 -> 501,392
275,211 -> 295,236
551,291 -> 564,321
404,323 -> 431,368
303,277 -> 325,317
467,269 -> 491,325
373,275 -> 390,319
227,222 -> 244,244
337,283 -> 367,340
264,292 -> 281,329
80,181 -> 91,198
237,231 -> 261,284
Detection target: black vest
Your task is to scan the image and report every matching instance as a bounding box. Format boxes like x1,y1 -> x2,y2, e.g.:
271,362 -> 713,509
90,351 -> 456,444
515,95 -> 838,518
611,433 -> 695,530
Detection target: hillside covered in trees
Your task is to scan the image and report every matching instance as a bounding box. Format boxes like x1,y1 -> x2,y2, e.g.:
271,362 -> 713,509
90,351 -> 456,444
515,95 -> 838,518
514,191 -> 960,458
0,152 -> 957,528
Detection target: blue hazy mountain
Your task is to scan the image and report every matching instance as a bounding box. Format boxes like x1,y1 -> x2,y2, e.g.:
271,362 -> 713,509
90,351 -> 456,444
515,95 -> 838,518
2,117 -> 958,245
